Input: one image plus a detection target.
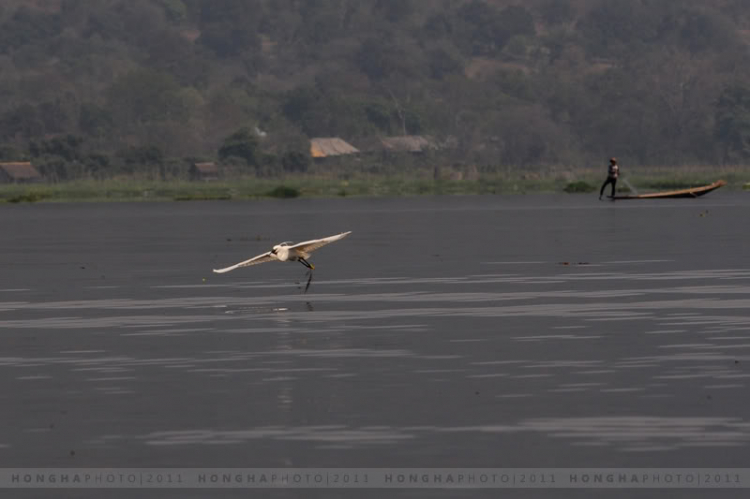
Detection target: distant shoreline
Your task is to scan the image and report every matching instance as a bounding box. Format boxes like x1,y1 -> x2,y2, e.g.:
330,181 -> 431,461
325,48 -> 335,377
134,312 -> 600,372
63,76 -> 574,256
1,171 -> 747,203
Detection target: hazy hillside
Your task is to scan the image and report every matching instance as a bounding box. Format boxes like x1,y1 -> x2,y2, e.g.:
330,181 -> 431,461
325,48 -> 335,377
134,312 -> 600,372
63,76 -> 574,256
1,0 -> 750,179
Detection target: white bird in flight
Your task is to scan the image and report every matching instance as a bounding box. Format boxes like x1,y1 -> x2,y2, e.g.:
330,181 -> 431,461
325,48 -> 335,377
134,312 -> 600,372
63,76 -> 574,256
213,231 -> 352,274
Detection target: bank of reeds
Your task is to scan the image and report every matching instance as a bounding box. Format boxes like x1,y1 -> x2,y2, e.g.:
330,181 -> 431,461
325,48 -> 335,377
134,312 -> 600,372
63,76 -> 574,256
0,167 -> 747,203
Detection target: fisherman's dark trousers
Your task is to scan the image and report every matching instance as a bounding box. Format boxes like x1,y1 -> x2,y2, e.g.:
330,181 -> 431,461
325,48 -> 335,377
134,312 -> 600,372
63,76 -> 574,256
600,177 -> 617,198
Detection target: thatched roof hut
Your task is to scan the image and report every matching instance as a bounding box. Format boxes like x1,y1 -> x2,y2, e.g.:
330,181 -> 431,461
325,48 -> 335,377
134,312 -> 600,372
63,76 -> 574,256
310,138 -> 360,158
190,162 -> 219,181
380,135 -> 439,153
0,162 -> 42,183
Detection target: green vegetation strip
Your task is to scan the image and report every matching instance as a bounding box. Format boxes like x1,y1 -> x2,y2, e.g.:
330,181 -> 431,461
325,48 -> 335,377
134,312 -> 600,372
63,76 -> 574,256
0,173 -> 747,204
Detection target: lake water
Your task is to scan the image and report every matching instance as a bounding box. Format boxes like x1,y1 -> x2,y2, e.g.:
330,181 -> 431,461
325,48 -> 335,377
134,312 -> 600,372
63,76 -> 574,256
1,193 -> 749,498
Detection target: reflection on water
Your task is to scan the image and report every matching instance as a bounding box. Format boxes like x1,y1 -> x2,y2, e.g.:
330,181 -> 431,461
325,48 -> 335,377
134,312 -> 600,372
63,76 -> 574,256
1,195 -> 750,468
126,415 -> 750,452
2,267 -> 749,456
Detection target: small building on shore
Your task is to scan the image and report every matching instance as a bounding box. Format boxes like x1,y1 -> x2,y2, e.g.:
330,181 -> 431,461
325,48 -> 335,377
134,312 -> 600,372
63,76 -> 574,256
354,135 -> 455,156
310,138 -> 360,159
380,135 -> 439,154
190,162 -> 219,181
464,165 -> 480,181
0,162 -> 42,184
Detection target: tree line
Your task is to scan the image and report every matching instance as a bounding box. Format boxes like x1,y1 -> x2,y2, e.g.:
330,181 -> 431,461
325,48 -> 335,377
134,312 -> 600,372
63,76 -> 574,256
1,0 -> 750,180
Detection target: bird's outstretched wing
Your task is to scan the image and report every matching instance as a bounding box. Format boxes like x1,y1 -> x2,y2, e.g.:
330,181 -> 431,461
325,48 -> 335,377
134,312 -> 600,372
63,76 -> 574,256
213,251 -> 274,274
288,231 -> 351,254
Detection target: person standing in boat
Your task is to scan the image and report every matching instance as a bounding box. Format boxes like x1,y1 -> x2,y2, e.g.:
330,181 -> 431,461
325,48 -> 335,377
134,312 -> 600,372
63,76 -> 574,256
599,157 -> 619,200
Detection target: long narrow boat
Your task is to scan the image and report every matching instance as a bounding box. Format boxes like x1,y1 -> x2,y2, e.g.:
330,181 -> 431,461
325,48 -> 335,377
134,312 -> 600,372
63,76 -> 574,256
611,180 -> 726,200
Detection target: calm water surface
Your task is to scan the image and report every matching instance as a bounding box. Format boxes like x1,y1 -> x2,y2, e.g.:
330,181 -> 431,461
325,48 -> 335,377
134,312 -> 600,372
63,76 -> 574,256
1,193 -> 749,498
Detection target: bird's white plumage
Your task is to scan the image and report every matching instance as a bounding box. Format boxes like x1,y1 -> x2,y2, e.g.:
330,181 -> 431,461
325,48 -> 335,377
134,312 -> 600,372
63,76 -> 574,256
212,251 -> 274,273
213,231 -> 351,274
288,231 -> 352,256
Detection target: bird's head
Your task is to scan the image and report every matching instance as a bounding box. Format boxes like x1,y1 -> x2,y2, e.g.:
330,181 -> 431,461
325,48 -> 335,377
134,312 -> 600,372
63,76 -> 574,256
272,242 -> 291,254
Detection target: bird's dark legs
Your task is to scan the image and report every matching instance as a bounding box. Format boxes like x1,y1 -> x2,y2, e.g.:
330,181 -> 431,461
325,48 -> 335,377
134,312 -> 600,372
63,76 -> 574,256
297,258 -> 314,293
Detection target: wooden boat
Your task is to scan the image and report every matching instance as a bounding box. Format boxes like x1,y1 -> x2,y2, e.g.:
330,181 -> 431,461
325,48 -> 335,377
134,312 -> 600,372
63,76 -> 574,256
611,180 -> 726,200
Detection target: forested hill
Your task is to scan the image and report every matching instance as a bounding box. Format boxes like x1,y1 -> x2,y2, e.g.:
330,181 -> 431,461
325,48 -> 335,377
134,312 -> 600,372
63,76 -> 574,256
2,0 -> 750,179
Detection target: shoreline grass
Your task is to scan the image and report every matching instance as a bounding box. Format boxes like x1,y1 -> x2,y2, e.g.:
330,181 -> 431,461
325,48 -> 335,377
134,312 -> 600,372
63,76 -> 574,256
1,169 -> 748,204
